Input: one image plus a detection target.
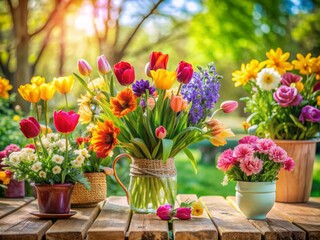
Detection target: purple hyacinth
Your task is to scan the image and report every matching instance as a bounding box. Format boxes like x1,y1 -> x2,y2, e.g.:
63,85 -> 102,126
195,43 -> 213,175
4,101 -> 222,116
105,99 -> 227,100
132,79 -> 155,97
181,63 -> 221,124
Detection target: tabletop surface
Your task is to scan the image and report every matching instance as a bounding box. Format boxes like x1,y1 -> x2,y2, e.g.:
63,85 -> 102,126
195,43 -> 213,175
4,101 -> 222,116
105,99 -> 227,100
0,194 -> 319,240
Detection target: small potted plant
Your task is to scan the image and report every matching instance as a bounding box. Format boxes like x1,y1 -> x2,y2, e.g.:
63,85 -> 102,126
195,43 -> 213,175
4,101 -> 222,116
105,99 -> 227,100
217,135 -> 295,220
71,126 -> 114,207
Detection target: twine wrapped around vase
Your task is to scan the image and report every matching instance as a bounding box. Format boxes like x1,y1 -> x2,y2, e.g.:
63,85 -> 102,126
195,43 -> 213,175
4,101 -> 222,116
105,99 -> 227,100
130,158 -> 177,178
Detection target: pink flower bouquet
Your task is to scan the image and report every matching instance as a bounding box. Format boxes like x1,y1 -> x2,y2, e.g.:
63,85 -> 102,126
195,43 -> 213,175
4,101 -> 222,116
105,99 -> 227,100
217,136 -> 295,184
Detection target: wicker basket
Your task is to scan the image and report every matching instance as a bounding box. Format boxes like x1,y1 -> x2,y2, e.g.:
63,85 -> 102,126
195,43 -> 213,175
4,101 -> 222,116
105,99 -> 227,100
71,172 -> 106,207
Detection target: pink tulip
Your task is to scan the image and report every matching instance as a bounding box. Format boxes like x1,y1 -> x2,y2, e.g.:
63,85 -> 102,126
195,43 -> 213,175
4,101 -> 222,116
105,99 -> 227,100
176,61 -> 193,84
220,101 -> 238,113
155,126 -> 167,139
156,204 -> 172,220
97,55 -> 111,74
175,207 -> 191,220
54,110 -> 79,134
78,59 -> 92,76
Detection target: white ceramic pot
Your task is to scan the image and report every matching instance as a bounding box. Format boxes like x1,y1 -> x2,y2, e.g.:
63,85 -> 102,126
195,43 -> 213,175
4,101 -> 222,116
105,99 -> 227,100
236,181 -> 276,220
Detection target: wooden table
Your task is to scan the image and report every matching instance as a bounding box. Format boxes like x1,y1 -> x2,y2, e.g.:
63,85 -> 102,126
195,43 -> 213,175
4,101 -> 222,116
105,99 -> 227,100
0,195 -> 319,240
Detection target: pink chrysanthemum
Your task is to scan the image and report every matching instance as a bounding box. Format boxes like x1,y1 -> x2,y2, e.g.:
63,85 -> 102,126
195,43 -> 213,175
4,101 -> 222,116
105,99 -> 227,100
270,146 -> 288,163
238,135 -> 259,145
217,149 -> 237,172
240,156 -> 263,176
4,144 -> 20,155
233,144 -> 254,160
283,157 -> 295,171
255,138 -> 276,154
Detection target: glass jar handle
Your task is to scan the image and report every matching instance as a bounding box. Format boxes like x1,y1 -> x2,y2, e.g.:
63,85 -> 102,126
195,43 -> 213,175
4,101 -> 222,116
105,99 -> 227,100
112,153 -> 134,204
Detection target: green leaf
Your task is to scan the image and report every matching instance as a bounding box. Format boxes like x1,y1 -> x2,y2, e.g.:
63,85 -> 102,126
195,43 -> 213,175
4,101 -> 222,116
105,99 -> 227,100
151,141 -> 161,159
130,138 -> 152,159
183,148 -> 197,174
289,114 -> 307,131
73,73 -> 95,95
162,139 -> 173,163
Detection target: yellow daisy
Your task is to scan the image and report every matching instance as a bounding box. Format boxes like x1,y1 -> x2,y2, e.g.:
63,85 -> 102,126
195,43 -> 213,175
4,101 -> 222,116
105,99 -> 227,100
263,48 -> 293,74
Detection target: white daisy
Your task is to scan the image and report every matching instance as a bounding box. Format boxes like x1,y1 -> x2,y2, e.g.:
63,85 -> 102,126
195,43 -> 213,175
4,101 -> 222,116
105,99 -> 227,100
39,171 -> 46,178
31,162 -> 42,172
52,166 -> 61,174
75,155 -> 85,165
9,153 -> 21,166
256,68 -> 281,90
52,154 -> 64,164
74,149 -> 90,158
71,160 -> 82,168
27,154 -> 37,162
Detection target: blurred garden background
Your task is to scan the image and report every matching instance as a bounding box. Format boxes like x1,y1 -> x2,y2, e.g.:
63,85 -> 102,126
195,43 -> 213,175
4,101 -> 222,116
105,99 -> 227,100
0,0 -> 319,197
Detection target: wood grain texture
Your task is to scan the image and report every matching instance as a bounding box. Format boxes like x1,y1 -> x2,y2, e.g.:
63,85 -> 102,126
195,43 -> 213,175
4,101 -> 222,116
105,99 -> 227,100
46,205 -> 101,240
0,200 -> 52,240
0,197 -> 34,219
227,196 -> 306,240
173,194 -> 218,240
87,196 -> 131,240
128,212 -> 168,240
200,196 -> 261,240
272,199 -> 320,239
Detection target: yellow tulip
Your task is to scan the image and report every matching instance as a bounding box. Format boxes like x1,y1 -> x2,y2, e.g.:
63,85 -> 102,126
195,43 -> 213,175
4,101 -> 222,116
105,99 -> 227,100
18,84 -> 41,103
39,83 -> 56,101
210,128 -> 235,147
54,76 -> 74,94
31,76 -> 45,86
151,69 -> 176,90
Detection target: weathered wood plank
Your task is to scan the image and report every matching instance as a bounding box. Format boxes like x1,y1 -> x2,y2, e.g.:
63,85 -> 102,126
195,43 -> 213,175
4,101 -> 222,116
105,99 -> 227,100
45,203 -> 101,240
173,194 -> 218,240
0,197 -> 34,219
200,196 -> 261,240
0,200 -> 52,240
227,196 -> 306,240
272,199 -> 320,239
87,197 -> 131,240
128,211 -> 168,240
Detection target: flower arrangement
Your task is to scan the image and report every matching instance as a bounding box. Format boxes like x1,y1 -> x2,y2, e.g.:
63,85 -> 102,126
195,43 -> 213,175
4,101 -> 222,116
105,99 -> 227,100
74,52 -> 237,210
0,144 -> 21,188
156,200 -> 204,221
232,48 -> 320,140
3,76 -> 89,188
217,136 -> 295,184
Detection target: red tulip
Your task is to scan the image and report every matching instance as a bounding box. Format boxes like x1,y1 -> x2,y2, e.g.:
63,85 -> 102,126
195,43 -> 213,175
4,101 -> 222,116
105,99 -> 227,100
54,110 -> 80,134
149,52 -> 169,71
77,59 -> 92,76
176,61 -> 193,84
175,207 -> 191,220
20,117 -> 41,138
155,126 -> 167,139
113,61 -> 135,85
220,101 -> 238,113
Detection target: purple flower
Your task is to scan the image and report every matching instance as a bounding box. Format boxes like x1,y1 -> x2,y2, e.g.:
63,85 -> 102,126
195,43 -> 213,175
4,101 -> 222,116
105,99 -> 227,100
132,79 -> 155,97
299,105 -> 320,123
156,204 -> 172,220
281,72 -> 301,86
181,63 -> 221,124
273,85 -> 302,107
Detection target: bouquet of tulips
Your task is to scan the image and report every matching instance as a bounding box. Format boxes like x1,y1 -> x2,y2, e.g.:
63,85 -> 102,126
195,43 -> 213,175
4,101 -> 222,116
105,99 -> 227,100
233,48 -> 320,140
3,76 -> 89,188
217,136 -> 295,184
75,51 -> 238,210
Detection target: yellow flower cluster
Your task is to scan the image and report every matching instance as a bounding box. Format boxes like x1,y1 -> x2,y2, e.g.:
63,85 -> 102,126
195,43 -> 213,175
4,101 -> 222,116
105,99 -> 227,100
0,77 -> 13,99
18,76 -> 74,103
232,48 -> 320,87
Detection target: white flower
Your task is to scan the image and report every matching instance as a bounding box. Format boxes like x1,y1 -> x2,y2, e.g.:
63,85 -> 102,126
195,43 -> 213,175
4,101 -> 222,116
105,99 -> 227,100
9,153 -> 21,166
52,166 -> 61,174
39,171 -> 46,178
256,68 -> 281,90
52,154 -> 64,164
71,160 -> 82,168
108,151 -> 114,157
221,175 -> 229,186
31,162 -> 42,172
27,154 -> 37,162
21,148 -> 35,154
75,155 -> 85,165
86,123 -> 95,132
74,149 -> 90,158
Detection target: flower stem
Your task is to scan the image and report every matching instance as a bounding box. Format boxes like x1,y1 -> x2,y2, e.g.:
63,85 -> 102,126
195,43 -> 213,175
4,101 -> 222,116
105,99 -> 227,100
34,103 -> 40,122
64,94 -> 69,110
176,83 -> 183,96
62,134 -> 69,183
33,138 -> 41,161
44,101 -> 48,136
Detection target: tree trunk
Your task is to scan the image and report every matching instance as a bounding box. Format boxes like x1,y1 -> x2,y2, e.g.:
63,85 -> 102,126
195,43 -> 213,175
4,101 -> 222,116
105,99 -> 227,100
12,0 -> 31,112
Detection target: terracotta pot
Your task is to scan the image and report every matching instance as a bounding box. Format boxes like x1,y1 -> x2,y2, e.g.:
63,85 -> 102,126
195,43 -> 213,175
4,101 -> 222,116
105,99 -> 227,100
4,180 -> 25,198
275,139 -> 318,203
33,183 -> 74,214
71,172 -> 107,207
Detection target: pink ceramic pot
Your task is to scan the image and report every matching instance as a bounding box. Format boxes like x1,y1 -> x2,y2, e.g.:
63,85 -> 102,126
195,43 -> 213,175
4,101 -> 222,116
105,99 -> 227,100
4,180 -> 25,198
